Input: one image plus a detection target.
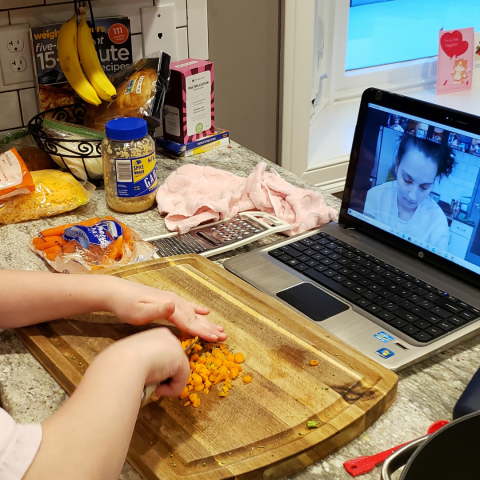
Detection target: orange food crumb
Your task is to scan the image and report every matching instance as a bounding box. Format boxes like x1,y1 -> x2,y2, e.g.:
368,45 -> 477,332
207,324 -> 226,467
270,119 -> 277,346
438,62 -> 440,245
243,375 -> 252,383
310,359 -> 319,366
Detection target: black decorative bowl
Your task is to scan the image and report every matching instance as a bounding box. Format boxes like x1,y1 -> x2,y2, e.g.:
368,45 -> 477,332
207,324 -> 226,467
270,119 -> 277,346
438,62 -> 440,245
28,103 -> 103,184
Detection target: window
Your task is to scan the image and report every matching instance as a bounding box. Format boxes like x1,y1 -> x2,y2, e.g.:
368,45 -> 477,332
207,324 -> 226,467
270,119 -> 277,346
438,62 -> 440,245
347,0 -> 480,71
322,0 -> 480,102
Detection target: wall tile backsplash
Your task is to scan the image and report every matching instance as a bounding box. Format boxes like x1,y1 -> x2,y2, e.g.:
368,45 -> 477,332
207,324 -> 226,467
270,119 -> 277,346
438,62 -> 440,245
0,90 -> 22,130
0,0 -> 208,134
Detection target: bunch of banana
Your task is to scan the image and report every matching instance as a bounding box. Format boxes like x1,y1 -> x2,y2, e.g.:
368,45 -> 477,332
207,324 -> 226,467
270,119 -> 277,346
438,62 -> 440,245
57,11 -> 117,106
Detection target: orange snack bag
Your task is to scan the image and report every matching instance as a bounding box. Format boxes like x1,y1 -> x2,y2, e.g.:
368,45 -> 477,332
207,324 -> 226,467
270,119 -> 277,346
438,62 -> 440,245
0,147 -> 34,200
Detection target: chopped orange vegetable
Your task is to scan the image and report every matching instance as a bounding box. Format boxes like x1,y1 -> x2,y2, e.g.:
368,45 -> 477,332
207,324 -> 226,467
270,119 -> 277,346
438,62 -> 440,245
188,393 -> 199,403
191,373 -> 203,386
234,352 -> 245,364
310,360 -> 319,366
243,375 -> 252,383
177,335 -> 251,409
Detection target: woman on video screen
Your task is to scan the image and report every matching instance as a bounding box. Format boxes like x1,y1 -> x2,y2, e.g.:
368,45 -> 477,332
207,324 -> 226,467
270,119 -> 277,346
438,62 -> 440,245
363,134 -> 456,251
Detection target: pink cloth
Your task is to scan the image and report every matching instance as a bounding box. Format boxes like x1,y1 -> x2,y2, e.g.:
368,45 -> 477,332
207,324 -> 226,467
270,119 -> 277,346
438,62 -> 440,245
156,162 -> 337,236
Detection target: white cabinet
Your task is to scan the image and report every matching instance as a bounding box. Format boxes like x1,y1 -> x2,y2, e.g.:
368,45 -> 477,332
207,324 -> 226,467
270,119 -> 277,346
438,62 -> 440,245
449,220 -> 474,259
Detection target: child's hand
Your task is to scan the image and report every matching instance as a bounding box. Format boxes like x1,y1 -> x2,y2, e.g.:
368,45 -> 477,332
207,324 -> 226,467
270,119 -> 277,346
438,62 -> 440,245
112,327 -> 190,397
106,278 -> 227,342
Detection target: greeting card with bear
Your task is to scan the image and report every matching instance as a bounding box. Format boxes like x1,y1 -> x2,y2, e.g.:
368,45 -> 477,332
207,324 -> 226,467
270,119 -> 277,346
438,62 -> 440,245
437,27 -> 474,95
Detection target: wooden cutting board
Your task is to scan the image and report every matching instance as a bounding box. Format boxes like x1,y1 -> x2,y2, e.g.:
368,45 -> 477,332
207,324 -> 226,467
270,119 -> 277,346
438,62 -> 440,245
15,255 -> 397,480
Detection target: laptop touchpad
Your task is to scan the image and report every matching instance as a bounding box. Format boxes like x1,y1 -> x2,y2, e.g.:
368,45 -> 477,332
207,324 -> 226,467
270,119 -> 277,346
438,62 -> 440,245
277,283 -> 349,322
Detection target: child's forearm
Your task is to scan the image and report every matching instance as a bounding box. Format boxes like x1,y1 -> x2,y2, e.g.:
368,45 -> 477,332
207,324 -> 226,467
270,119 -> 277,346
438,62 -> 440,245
0,270 -> 116,327
25,342 -> 147,480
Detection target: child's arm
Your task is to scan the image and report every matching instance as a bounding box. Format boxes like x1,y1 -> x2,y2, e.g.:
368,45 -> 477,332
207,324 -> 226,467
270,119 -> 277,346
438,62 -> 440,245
0,270 -> 226,341
23,328 -> 189,480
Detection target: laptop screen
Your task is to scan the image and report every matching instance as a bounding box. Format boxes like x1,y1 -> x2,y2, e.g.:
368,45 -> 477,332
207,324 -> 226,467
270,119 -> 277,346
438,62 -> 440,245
345,96 -> 480,277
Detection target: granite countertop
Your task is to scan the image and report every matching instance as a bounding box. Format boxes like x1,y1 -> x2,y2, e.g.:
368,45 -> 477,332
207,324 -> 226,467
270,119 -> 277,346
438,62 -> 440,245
1,141 -> 480,480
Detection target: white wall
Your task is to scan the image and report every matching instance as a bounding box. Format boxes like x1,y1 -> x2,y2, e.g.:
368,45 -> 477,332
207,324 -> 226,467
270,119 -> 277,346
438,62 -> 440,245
0,0 -> 208,134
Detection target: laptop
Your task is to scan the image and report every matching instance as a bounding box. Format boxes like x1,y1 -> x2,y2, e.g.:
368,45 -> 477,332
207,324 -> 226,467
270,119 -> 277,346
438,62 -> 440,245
224,88 -> 480,371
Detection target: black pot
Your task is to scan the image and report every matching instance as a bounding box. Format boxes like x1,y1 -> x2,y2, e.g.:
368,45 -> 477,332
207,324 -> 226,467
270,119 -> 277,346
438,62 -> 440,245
381,410 -> 480,479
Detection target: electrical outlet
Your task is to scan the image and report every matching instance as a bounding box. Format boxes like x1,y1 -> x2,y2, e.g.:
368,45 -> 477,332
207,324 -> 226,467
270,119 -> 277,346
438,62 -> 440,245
0,24 -> 34,86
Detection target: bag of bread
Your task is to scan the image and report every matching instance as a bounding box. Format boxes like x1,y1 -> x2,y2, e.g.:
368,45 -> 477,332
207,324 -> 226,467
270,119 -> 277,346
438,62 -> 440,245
116,67 -> 158,116
0,170 -> 94,224
84,53 -> 171,134
30,216 -> 157,273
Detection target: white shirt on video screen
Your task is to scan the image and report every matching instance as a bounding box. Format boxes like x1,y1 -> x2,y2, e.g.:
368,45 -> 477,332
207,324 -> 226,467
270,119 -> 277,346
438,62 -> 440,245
363,180 -> 450,251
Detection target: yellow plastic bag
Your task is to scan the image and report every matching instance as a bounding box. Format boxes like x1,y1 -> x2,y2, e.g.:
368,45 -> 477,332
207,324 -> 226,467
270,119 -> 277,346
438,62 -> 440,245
0,169 -> 94,224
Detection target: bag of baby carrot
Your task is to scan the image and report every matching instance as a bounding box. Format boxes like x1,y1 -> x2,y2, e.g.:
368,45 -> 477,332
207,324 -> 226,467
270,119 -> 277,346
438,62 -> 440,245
30,216 -> 157,273
0,147 -> 34,200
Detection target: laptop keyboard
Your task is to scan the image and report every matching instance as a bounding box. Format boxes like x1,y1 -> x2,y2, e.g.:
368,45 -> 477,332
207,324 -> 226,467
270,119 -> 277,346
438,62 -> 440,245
268,232 -> 480,344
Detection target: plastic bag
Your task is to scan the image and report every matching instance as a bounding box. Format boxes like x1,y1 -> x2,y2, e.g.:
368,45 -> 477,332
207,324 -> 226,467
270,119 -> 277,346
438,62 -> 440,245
83,53 -> 171,134
0,170 -> 94,224
0,128 -> 59,171
31,216 -> 157,273
42,118 -> 105,181
0,148 -> 35,200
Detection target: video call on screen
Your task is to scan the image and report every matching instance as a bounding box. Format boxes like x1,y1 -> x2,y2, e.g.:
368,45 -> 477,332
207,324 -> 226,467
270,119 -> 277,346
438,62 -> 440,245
348,104 -> 480,274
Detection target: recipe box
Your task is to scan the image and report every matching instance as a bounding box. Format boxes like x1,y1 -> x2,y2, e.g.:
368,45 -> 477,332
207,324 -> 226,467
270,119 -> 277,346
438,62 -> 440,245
163,58 -> 215,144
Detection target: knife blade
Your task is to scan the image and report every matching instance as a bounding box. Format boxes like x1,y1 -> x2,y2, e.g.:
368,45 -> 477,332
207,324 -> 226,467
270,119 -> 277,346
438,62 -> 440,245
141,338 -> 200,407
